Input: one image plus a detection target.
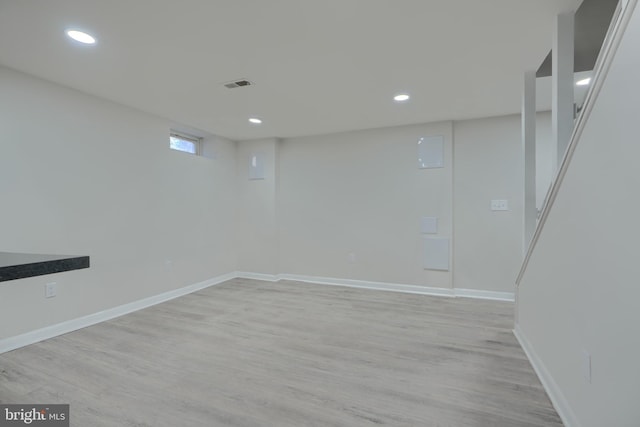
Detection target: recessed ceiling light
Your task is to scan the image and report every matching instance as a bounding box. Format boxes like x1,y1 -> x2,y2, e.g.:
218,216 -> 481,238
248,118 -> 262,124
394,94 -> 410,102
576,78 -> 591,86
66,29 -> 96,45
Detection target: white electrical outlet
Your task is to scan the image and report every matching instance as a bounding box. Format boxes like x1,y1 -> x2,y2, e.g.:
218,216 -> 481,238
348,253 -> 357,263
45,282 -> 57,298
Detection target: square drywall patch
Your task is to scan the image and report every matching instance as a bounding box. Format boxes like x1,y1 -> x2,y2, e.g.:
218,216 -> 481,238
423,236 -> 450,271
420,217 -> 438,234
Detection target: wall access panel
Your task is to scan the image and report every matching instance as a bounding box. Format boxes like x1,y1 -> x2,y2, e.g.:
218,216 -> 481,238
423,236 -> 450,271
418,136 -> 445,169
248,153 -> 266,180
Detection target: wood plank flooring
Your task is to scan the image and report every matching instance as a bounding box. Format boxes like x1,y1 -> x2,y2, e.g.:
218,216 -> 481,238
0,279 -> 562,426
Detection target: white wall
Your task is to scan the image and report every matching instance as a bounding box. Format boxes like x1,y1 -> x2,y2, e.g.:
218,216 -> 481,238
0,66 -> 238,339
517,3 -> 640,425
453,115 -> 523,293
229,116 -> 526,294
536,111 -> 554,210
0,63 -> 531,342
236,138 -> 279,274
278,123 -> 454,289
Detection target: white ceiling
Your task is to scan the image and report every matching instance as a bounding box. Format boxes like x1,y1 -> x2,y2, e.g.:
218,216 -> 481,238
0,0 -> 581,141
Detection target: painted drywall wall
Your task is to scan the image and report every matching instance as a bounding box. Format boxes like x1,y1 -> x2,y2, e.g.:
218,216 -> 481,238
278,123 -> 454,289
0,66 -> 238,339
236,138 -> 279,274
453,115 -> 523,293
536,111 -> 554,210
517,3 -> 640,425
270,117 -> 529,293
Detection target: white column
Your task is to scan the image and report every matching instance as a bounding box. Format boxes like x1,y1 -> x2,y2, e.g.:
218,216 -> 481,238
552,12 -> 575,172
522,70 -> 536,253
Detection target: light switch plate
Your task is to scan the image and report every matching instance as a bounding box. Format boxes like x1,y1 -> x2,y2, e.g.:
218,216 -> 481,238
491,200 -> 509,211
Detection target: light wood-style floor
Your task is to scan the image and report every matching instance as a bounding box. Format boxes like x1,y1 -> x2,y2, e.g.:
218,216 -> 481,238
0,279 -> 562,426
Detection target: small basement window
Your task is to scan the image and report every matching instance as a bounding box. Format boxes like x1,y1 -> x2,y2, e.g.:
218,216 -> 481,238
170,132 -> 201,155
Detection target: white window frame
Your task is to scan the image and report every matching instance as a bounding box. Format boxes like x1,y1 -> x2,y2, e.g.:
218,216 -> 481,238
170,131 -> 201,155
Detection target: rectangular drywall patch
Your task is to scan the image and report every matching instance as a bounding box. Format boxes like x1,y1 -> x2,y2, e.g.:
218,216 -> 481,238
249,153 -> 265,180
423,236 -> 450,270
420,217 -> 438,234
418,135 -> 444,169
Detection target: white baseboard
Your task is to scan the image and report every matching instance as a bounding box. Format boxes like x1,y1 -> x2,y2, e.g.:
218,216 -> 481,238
279,273 -> 455,297
234,271 -> 280,282
0,272 -> 237,354
454,287 -> 515,302
513,324 -> 579,427
278,273 -> 515,302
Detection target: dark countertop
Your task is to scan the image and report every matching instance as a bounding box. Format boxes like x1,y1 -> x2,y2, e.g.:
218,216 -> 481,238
0,252 -> 90,282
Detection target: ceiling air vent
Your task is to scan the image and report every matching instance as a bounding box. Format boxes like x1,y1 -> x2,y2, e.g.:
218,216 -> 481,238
224,79 -> 253,89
